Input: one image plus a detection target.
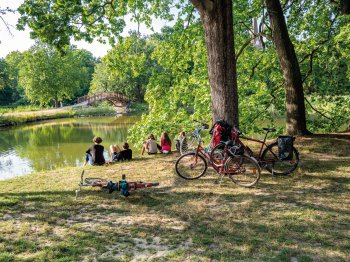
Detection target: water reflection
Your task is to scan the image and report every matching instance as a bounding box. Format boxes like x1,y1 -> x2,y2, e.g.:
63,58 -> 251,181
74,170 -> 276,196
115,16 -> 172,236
0,116 -> 138,180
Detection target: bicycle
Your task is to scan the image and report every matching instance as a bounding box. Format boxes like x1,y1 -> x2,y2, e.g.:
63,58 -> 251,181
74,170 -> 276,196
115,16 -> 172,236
175,134 -> 261,187
210,127 -> 299,176
179,121 -> 211,155
79,171 -> 159,196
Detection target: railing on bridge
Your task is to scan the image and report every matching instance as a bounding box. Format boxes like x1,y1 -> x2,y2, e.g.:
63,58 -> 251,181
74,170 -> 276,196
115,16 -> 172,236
77,92 -> 129,106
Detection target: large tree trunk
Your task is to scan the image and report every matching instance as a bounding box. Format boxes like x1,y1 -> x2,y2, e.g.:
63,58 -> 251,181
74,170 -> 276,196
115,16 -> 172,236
340,0 -> 350,14
265,0 -> 311,135
191,0 -> 238,126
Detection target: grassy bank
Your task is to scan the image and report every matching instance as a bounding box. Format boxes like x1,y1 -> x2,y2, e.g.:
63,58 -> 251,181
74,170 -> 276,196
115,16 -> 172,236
0,102 -> 148,128
0,105 -> 119,128
0,135 -> 349,261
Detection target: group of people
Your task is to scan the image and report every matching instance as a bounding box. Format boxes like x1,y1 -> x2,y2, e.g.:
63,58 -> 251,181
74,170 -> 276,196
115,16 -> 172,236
141,132 -> 172,155
83,136 -> 132,166
84,131 -> 176,166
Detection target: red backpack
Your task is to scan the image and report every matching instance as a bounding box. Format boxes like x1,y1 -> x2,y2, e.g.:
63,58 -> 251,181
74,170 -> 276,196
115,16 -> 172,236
209,120 -> 233,147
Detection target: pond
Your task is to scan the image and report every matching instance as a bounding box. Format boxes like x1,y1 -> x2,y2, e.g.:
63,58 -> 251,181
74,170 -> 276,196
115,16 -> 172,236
0,116 -> 140,180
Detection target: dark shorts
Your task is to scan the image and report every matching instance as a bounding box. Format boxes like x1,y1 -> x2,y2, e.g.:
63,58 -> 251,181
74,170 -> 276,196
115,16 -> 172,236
147,152 -> 157,155
85,153 -> 105,166
112,152 -> 121,161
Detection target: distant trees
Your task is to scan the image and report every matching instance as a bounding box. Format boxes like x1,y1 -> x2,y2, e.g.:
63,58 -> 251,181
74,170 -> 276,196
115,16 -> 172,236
0,52 -> 25,106
18,45 -> 94,107
0,59 -> 9,90
91,33 -> 156,101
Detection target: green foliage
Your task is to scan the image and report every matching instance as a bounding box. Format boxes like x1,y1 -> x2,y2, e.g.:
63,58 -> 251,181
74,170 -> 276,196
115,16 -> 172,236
231,0 -> 350,133
0,59 -> 8,90
18,45 -> 92,107
0,53 -> 27,106
69,49 -> 96,98
13,0 -> 350,138
17,0 -> 176,49
91,33 -> 156,101
128,12 -> 212,146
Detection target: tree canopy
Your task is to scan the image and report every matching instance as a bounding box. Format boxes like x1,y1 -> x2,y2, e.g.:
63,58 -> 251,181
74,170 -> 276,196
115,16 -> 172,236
2,0 -> 348,138
18,45 -> 94,107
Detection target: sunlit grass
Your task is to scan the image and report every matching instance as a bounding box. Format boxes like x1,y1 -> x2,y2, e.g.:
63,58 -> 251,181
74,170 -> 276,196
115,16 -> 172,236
0,105 -> 44,114
0,135 -> 349,261
0,104 -> 116,127
0,102 -> 147,127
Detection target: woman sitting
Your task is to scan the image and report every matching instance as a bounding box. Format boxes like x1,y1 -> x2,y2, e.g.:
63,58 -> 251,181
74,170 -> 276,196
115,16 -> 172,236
109,142 -> 132,162
160,132 -> 172,154
175,131 -> 187,152
141,134 -> 158,155
84,136 -> 106,166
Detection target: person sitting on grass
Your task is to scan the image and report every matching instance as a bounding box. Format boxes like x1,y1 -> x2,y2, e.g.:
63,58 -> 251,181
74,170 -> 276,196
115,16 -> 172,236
175,131 -> 187,152
84,136 -> 106,166
160,132 -> 172,154
109,142 -> 132,162
141,134 -> 158,155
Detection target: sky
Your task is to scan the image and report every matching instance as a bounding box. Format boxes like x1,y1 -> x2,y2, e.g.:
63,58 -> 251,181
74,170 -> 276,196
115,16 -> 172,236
0,0 -> 171,59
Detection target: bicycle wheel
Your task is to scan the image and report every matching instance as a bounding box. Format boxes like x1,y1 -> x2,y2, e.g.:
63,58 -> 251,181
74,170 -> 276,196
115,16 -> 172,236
84,178 -> 108,186
175,152 -> 207,180
210,143 -> 225,165
224,155 -> 261,187
261,142 -> 299,176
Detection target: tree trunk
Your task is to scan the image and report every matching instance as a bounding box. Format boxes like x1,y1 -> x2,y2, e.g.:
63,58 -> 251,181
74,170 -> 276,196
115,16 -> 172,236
136,82 -> 142,101
265,0 -> 311,135
340,0 -> 350,14
191,0 -> 238,126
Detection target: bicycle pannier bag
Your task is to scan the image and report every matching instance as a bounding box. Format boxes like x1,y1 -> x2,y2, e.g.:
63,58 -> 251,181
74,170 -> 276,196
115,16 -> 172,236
277,136 -> 293,160
209,120 -> 232,147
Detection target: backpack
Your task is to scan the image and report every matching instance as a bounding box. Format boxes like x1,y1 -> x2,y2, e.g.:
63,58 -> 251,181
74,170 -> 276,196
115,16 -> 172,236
209,120 -> 233,147
277,136 -> 294,160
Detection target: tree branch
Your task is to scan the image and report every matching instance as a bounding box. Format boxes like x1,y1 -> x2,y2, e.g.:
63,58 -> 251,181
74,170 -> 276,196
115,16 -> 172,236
249,58 -> 261,80
236,32 -> 272,60
299,15 -> 337,83
0,7 -> 15,36
304,97 -> 333,121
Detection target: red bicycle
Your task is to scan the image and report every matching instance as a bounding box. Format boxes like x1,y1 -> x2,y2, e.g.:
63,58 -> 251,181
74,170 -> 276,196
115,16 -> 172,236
175,134 -> 261,187
79,171 -> 159,196
210,127 -> 300,176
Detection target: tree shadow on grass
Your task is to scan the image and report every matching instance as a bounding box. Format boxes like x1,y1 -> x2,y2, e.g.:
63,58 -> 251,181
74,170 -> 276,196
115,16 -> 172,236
1,182 -> 349,261
1,136 -> 350,261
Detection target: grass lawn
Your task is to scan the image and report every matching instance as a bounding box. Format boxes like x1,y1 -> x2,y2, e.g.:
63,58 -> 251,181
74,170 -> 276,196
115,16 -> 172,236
0,134 -> 349,261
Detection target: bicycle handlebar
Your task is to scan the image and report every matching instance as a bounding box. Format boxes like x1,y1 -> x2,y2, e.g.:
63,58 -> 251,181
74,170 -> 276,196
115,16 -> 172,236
193,120 -> 209,130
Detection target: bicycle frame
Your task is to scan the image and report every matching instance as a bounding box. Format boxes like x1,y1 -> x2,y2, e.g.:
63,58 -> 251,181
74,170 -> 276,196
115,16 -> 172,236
239,132 -> 280,165
193,142 -> 242,175
240,133 -> 269,159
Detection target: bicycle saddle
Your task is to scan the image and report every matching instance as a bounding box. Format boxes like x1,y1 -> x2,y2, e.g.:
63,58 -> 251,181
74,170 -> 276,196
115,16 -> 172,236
263,127 -> 276,132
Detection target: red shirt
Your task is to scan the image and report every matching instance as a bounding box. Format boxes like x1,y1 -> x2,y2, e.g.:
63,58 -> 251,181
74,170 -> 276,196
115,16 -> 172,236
161,138 -> 171,152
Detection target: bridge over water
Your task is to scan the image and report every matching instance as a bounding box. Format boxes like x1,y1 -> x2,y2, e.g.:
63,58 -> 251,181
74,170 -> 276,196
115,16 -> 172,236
76,92 -> 130,108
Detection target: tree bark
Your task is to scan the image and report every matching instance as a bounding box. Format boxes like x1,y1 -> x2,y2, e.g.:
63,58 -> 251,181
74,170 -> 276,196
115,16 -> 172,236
265,0 -> 310,135
340,0 -> 350,14
190,0 -> 238,126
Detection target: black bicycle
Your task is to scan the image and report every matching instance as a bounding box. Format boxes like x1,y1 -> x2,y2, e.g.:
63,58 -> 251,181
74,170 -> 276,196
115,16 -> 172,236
210,127 -> 299,176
